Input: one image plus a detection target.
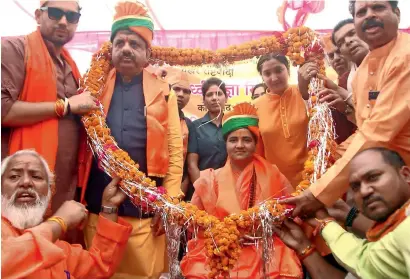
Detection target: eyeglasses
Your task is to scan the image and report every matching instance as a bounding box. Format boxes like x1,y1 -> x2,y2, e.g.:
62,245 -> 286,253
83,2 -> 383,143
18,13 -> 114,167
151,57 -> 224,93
173,86 -> 191,95
40,7 -> 81,24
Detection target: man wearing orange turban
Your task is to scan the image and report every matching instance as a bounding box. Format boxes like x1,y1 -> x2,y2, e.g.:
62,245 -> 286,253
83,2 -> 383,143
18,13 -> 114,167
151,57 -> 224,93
78,1 -> 183,278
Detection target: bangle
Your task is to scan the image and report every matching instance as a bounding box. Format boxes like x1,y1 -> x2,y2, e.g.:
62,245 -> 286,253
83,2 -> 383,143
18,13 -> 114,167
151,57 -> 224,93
63,98 -> 69,116
54,99 -> 65,118
48,216 -> 67,234
344,93 -> 352,102
345,207 -> 359,227
298,244 -> 316,261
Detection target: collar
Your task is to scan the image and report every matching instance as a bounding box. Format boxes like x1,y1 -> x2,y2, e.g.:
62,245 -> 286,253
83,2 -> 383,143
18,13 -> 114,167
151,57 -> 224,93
179,109 -> 185,120
368,32 -> 400,59
116,72 -> 143,86
201,112 -> 211,123
266,85 -> 293,99
1,216 -> 23,234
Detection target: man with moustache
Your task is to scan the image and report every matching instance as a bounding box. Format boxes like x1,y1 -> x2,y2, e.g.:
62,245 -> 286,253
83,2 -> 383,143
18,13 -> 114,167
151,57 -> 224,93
281,0 -> 410,221
78,1 -> 183,278
1,150 -> 132,279
320,35 -> 357,144
308,148 -> 410,279
1,1 -> 97,216
332,18 -> 369,94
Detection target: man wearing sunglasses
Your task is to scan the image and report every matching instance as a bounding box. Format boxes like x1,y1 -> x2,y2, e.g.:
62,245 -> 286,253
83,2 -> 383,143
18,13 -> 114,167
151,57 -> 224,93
1,0 -> 98,229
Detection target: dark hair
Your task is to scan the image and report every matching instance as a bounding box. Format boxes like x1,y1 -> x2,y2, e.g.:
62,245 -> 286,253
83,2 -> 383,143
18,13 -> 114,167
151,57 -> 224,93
332,18 -> 354,45
251,83 -> 267,99
201,77 -> 227,98
349,1 -> 399,17
256,53 -> 290,75
354,147 -> 406,170
223,128 -> 258,143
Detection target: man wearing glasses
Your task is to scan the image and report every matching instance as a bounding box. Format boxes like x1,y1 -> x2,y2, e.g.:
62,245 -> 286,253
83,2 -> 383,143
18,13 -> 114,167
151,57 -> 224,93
1,0 -> 97,225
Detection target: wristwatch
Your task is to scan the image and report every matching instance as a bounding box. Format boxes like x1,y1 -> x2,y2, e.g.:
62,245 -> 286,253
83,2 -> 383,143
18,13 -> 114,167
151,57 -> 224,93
345,207 -> 359,228
100,205 -> 118,214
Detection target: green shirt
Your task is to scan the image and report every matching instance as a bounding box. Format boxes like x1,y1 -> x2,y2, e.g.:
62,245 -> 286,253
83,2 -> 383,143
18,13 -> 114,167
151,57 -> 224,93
321,217 -> 410,279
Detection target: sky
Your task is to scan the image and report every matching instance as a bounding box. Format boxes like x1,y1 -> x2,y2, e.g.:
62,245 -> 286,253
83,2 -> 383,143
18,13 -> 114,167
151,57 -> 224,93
1,0 -> 409,37
2,0 -> 409,73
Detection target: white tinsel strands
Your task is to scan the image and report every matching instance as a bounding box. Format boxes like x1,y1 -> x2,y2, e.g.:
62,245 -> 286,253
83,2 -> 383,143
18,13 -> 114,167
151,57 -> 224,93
80,39 -> 337,278
162,212 -> 184,279
307,77 -> 337,183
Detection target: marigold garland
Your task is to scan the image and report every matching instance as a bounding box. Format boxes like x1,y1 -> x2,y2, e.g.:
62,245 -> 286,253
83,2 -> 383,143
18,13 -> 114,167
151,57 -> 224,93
151,26 -> 325,74
80,26 -> 337,279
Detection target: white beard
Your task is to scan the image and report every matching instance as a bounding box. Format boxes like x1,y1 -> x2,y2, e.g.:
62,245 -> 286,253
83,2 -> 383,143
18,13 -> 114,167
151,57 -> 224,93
1,189 -> 51,230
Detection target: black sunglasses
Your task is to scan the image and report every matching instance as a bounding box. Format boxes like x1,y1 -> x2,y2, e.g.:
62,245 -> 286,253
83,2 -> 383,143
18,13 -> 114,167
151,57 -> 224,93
40,7 -> 81,24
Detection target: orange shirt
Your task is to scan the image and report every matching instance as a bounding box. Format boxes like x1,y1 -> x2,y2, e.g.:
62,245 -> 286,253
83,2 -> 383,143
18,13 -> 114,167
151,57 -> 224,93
1,215 -> 132,279
253,85 -> 309,187
310,32 -> 410,205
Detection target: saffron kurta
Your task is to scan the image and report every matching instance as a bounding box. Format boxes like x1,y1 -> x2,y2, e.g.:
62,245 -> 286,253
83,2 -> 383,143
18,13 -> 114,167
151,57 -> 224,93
1,215 -> 132,279
310,32 -> 410,206
180,154 -> 303,279
253,85 -> 309,188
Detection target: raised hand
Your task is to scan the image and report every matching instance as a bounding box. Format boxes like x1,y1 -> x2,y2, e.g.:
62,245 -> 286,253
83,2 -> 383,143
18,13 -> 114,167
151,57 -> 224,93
54,200 -> 88,230
101,177 -> 127,208
272,219 -> 311,254
299,62 -> 319,82
278,189 -> 324,218
151,213 -> 165,237
68,91 -> 99,115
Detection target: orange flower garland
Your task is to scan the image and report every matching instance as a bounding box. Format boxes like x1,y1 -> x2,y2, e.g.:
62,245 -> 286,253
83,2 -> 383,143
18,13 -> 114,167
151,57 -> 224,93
151,26 -> 324,67
80,26 -> 337,279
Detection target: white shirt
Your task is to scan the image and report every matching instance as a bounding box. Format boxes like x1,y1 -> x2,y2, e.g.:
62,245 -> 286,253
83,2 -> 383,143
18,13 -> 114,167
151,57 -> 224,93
347,63 -> 357,93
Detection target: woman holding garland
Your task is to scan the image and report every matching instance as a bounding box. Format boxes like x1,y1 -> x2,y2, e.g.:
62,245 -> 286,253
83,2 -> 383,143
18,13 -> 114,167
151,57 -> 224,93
252,53 -> 311,188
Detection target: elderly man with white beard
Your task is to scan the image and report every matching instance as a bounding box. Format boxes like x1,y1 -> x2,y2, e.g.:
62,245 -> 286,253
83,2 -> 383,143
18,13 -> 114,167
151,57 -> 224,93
1,149 -> 132,279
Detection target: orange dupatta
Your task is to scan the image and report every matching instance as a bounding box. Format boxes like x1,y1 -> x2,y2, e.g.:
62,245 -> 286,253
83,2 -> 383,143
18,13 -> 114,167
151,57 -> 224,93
366,199 -> 410,242
182,154 -> 303,279
8,28 -> 81,172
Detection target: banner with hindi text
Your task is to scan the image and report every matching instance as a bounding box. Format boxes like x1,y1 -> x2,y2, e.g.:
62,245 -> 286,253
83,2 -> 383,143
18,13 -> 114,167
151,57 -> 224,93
179,58 -> 337,121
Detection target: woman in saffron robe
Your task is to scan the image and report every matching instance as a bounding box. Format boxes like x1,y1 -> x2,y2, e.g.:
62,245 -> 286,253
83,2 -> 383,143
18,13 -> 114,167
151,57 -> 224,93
180,103 -> 303,279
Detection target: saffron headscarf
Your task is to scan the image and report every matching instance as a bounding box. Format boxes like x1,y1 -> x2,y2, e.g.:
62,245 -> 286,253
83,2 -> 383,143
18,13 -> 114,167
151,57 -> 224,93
111,0 -> 154,46
222,103 -> 259,138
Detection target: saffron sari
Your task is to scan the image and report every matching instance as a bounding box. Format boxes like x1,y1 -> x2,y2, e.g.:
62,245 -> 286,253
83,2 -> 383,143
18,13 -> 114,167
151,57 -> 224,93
180,154 -> 303,279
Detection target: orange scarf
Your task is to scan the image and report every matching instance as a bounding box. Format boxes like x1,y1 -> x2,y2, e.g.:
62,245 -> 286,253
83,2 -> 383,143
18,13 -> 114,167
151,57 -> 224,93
8,28 -> 81,172
366,199 -> 410,242
180,119 -> 189,162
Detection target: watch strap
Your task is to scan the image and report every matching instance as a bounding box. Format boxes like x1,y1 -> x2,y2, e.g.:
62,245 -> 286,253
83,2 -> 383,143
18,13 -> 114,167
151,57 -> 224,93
345,207 -> 359,227
100,205 -> 118,214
